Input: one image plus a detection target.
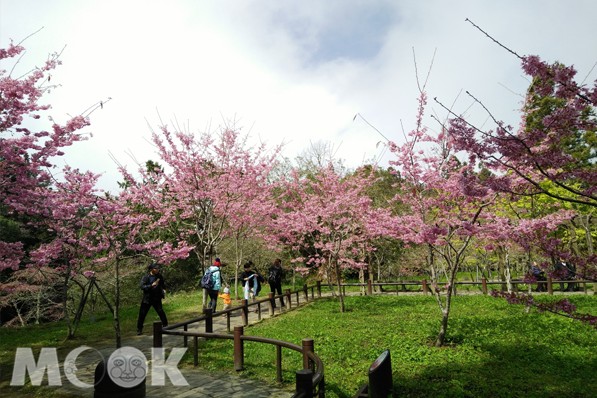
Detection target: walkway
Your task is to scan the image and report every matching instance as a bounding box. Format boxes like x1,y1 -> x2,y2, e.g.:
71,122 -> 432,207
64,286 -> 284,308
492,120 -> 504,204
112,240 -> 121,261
8,300 -> 309,398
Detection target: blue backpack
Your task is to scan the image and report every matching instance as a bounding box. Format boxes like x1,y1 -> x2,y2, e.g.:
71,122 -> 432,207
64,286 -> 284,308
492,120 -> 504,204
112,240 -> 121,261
201,268 -> 219,289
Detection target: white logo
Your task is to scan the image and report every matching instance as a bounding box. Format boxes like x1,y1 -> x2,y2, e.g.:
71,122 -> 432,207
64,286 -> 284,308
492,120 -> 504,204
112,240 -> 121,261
10,346 -> 188,388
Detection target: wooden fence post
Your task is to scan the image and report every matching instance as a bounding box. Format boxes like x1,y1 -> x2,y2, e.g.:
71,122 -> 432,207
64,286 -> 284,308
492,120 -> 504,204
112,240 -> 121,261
316,280 -> 322,297
547,277 -> 553,295
241,299 -> 249,326
481,278 -> 487,295
153,321 -> 162,348
203,308 -> 213,333
295,369 -> 314,398
302,338 -> 315,371
234,326 -> 244,371
268,292 -> 275,316
422,279 -> 429,295
285,289 -> 292,310
367,279 -> 373,296
303,284 -> 309,302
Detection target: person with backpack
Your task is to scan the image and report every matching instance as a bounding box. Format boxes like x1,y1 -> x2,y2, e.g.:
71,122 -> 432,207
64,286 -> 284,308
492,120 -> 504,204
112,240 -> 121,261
136,262 -> 168,335
267,258 -> 285,308
202,258 -> 222,311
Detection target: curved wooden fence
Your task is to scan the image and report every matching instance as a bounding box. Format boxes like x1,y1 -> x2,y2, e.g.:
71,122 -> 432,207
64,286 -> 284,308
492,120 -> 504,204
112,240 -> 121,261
153,283 -> 325,397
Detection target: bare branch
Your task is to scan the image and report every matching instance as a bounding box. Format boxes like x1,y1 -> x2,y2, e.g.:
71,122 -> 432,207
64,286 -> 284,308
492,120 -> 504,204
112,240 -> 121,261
465,18 -> 522,60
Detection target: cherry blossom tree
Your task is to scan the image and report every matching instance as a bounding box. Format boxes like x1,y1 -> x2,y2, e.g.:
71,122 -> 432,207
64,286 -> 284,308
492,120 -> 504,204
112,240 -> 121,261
387,86 -> 499,346
270,164 -> 394,312
443,22 -> 596,281
445,21 -> 596,208
27,167 -> 103,338
119,125 -> 279,306
0,41 -> 92,270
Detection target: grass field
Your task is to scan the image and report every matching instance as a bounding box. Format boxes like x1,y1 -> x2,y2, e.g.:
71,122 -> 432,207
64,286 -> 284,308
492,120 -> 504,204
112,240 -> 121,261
1,290 -> 595,397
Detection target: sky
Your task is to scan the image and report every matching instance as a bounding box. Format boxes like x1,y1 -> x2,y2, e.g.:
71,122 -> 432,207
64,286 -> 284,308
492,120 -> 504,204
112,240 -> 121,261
1,0 -> 596,193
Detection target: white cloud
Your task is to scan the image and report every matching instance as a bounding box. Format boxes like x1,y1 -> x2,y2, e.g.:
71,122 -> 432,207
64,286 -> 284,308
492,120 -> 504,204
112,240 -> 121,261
1,0 -> 596,192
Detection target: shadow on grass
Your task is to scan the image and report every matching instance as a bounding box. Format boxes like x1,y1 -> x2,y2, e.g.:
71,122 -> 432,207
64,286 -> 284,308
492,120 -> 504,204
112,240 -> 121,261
394,340 -> 596,398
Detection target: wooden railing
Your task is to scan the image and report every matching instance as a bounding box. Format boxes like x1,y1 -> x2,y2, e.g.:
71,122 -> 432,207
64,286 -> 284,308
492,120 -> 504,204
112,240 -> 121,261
342,278 -> 594,296
154,283 -> 325,398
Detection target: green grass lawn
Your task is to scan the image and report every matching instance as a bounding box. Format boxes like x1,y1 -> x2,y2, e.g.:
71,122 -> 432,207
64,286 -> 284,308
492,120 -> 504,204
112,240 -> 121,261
195,294 -> 597,398
1,291 -> 595,398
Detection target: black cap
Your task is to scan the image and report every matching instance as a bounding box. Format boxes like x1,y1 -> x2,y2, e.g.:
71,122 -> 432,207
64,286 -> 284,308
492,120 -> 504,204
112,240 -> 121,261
148,263 -> 159,271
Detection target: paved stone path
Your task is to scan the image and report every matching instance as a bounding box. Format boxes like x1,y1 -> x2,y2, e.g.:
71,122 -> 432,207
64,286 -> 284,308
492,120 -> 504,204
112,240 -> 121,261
8,298 -> 308,398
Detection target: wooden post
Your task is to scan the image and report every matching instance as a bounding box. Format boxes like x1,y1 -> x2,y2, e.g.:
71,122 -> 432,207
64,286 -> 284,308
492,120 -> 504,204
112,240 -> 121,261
268,292 -> 275,316
367,279 -> 373,296
193,336 -> 198,366
276,345 -> 283,382
204,308 -> 213,333
234,326 -> 244,371
295,369 -> 314,398
302,338 -> 314,371
183,324 -> 188,347
153,321 -> 162,348
285,289 -> 292,310
241,299 -> 249,326
422,279 -> 429,295
547,277 -> 553,295
316,280 -> 322,297
481,278 -> 487,295
303,284 -> 309,302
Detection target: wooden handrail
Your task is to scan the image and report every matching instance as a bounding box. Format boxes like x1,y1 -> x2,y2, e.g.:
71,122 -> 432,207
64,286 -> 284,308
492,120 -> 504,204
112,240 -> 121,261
155,283 -> 326,397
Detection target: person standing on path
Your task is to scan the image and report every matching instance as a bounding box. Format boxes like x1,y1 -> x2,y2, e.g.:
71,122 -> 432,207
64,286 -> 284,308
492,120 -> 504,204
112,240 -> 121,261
267,258 -> 285,308
204,258 -> 223,311
137,262 -> 168,335
241,261 -> 257,300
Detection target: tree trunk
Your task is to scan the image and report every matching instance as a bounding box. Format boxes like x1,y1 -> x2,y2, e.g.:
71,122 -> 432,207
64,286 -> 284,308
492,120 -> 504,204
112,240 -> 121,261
35,289 -> 42,325
435,265 -> 458,347
334,260 -> 345,313
435,307 -> 449,347
201,246 -> 209,309
359,268 -> 365,295
64,274 -> 74,339
505,251 -> 512,293
113,258 -> 122,348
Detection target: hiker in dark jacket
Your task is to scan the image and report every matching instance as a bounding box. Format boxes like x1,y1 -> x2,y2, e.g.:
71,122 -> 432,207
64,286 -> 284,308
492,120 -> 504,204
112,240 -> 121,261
136,262 -> 168,335
267,258 -> 285,308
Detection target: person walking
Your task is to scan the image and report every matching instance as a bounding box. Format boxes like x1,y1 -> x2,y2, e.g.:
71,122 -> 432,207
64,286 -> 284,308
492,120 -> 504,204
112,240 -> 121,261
203,258 -> 223,311
267,258 -> 285,308
241,261 -> 257,301
137,262 -> 168,335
